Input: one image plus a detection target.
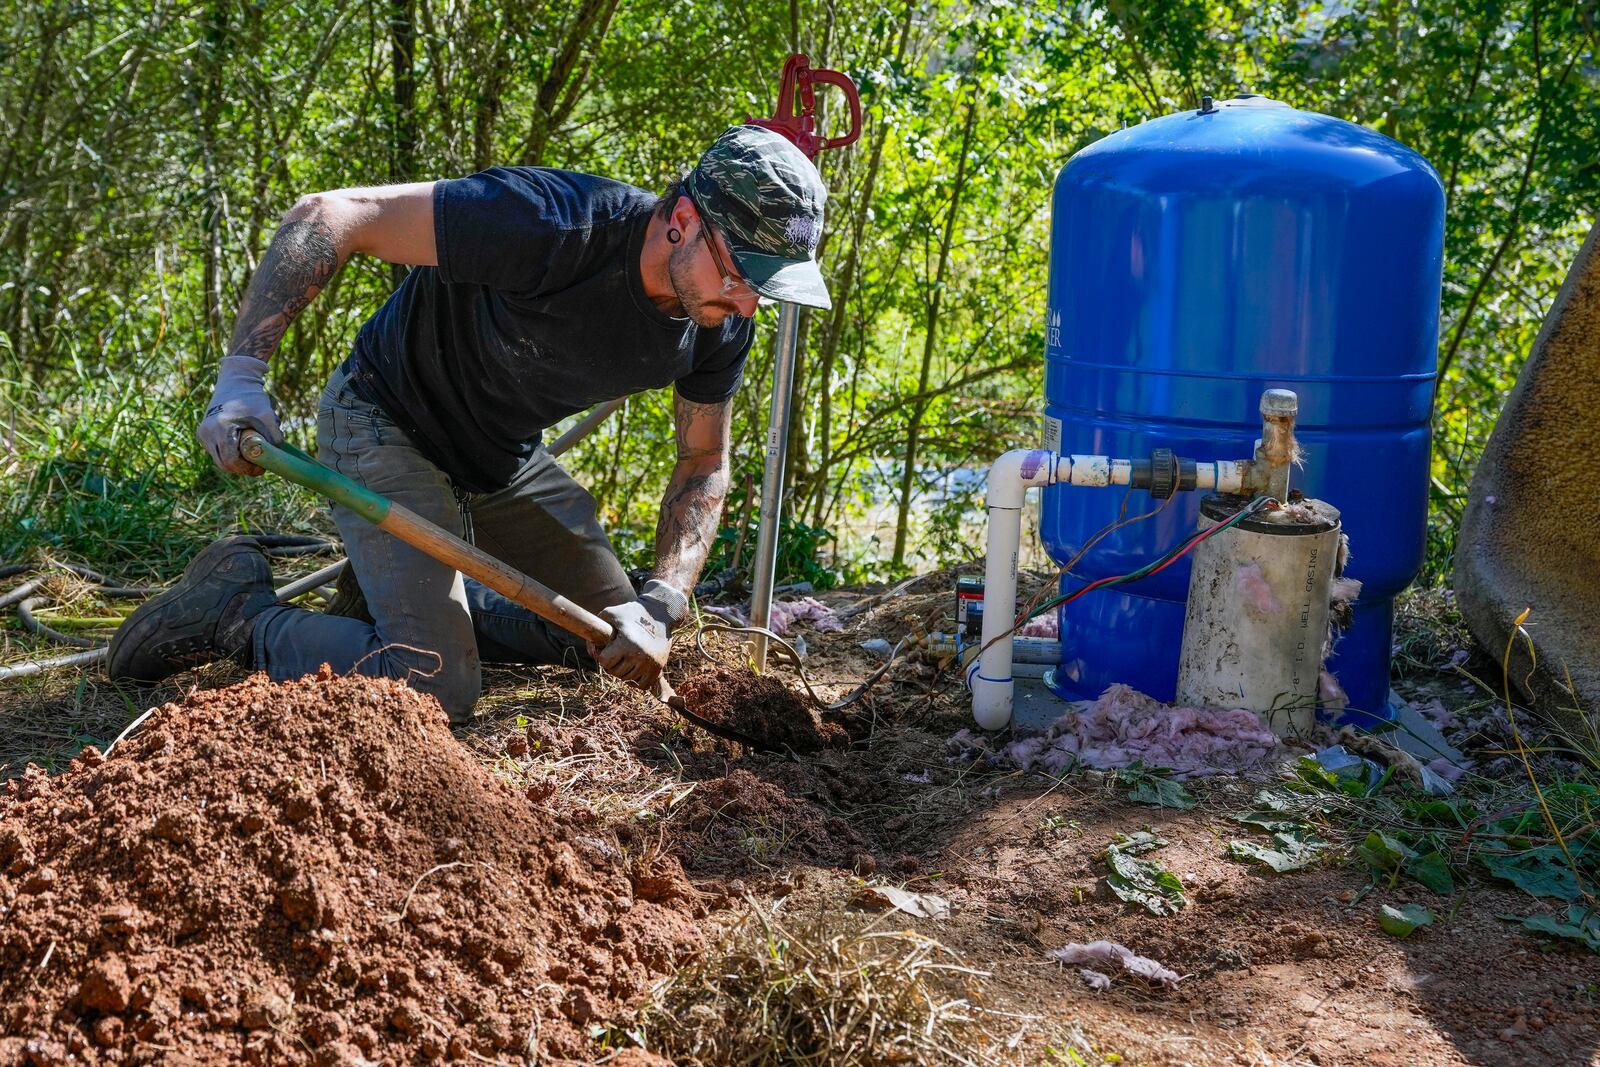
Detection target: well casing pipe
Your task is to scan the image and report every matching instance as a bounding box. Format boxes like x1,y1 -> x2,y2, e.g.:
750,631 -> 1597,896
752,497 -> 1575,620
747,301 -> 804,669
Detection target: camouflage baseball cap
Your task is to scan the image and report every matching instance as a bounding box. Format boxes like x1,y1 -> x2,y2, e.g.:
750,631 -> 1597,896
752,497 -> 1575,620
686,125 -> 831,310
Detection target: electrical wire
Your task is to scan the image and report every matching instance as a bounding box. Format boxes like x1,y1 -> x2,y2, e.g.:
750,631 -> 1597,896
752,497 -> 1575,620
687,495 -> 1199,713
1012,491 -> 1173,629
959,495 -> 1276,676
692,619 -> 911,712
1021,495 -> 1273,623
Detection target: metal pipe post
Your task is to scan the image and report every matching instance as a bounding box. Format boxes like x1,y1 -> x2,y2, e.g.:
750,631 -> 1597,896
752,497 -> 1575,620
548,397 -> 625,458
747,301 -> 804,668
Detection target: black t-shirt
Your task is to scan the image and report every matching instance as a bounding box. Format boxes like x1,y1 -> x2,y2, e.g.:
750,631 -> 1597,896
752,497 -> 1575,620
346,168 -> 752,492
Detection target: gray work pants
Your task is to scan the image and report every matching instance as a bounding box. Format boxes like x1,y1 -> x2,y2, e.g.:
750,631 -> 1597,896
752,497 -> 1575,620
249,364 -> 636,723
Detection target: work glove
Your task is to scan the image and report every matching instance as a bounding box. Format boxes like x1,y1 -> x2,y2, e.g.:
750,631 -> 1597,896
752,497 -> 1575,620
198,355 -> 282,476
593,580 -> 689,687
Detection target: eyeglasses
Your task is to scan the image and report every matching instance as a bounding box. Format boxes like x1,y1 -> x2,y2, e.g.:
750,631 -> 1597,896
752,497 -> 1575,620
698,219 -> 759,302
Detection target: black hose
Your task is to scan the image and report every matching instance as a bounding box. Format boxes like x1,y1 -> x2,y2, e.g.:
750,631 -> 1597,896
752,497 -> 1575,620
18,596 -> 104,649
254,534 -> 340,556
0,576 -> 45,610
1,534 -> 344,660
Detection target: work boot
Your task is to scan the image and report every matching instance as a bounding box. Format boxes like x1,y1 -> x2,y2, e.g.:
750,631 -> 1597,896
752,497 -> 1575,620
107,536 -> 277,683
323,562 -> 373,624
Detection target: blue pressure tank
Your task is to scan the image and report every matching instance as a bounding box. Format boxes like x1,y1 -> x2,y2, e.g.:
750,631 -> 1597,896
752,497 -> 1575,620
1040,95 -> 1444,725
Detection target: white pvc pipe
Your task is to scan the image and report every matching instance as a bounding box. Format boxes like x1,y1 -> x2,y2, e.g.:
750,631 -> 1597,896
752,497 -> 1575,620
966,449 -> 1256,729
969,449 -> 1074,729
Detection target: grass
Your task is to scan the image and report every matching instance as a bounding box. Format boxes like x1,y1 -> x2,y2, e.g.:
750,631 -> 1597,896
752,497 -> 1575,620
1,345 -> 327,580
612,905 -> 1018,1066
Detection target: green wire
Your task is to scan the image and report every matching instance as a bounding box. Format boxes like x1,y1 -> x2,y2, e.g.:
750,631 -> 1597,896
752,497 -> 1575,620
1024,495 -> 1271,622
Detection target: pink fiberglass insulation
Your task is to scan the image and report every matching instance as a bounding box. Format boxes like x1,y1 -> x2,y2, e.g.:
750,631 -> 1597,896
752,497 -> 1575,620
1330,576 -> 1364,605
1017,613 -> 1060,639
1048,941 -> 1181,989
953,683 -> 1283,779
1318,670 -> 1350,718
707,597 -> 844,635
1233,561 -> 1284,617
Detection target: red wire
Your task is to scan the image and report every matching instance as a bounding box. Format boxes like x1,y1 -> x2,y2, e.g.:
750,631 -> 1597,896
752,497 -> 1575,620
1027,500 -> 1269,621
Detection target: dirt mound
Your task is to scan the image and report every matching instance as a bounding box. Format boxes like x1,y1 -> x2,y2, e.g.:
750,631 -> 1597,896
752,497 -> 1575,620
676,669 -> 846,754
0,669 -> 703,1064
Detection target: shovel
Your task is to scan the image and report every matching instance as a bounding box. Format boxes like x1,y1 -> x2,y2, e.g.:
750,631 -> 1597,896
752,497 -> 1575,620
238,431 -> 771,750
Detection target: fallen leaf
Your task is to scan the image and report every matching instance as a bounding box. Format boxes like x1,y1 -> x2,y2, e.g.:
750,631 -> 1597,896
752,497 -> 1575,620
1408,850 -> 1455,895
1101,833 -> 1185,916
1480,847 -> 1584,902
856,884 -> 951,920
1227,831 -> 1325,873
1377,902 -> 1433,938
1117,766 -> 1196,810
1499,906 -> 1600,952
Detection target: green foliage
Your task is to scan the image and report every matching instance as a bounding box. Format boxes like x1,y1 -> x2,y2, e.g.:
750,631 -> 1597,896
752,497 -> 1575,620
1,0 -> 1596,578
1297,754 -> 1388,797
0,342 -> 320,576
1115,763 -> 1196,810
1480,845 -> 1589,901
1227,791 -> 1328,871
1270,741 -> 1599,903
1228,830 -> 1327,873
1100,830 -> 1187,916
1356,830 -> 1457,895
699,470 -> 840,590
1471,780 -> 1598,900
1500,906 -> 1600,952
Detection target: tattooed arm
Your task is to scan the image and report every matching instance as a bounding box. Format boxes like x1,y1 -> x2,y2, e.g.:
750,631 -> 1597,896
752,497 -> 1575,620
652,394 -> 734,599
593,394 -> 731,685
199,182 -> 439,474
229,182 -> 439,360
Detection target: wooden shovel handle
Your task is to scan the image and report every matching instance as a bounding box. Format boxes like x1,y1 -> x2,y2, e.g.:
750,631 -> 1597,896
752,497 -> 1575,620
239,430 -> 614,647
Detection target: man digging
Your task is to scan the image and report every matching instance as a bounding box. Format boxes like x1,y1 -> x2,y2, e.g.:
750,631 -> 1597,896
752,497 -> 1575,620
108,125 -> 830,723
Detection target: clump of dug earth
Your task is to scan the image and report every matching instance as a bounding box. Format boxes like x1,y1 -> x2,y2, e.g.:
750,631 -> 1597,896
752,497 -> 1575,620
675,668 -> 846,754
0,668 -> 702,1064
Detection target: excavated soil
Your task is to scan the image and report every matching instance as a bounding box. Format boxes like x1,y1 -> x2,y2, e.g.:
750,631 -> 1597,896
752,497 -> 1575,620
0,669 -> 703,1064
674,669 -> 845,754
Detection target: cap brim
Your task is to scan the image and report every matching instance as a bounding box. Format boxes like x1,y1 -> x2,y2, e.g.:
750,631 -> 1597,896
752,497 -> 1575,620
730,249 -> 832,310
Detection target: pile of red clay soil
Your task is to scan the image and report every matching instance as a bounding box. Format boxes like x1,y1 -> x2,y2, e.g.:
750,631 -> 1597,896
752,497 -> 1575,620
0,668 -> 703,1065
675,669 -> 846,754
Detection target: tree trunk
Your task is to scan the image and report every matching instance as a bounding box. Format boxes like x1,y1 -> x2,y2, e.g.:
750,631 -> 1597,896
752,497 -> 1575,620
196,0 -> 228,356
390,0 -> 417,290
471,9 -> 511,171
806,0 -> 916,525
520,0 -> 620,167
807,3 -> 914,525
891,95 -> 979,569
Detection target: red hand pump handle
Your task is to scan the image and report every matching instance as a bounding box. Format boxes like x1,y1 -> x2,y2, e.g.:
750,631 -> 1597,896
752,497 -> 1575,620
745,54 -> 862,161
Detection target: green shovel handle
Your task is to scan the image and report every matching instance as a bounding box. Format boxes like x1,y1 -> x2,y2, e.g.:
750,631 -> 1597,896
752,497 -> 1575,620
240,433 -> 389,526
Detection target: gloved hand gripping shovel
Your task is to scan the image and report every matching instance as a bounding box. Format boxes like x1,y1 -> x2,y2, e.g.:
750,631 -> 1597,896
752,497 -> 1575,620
238,431 -> 771,751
